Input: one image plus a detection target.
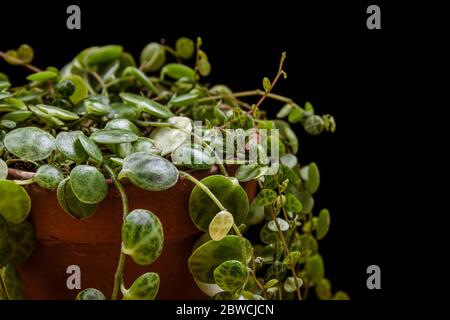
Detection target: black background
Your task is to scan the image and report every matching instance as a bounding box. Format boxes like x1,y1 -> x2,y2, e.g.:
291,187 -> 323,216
1,0 -> 422,300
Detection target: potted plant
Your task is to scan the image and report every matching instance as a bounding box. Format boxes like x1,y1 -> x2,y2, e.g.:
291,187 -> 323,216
0,37 -> 348,300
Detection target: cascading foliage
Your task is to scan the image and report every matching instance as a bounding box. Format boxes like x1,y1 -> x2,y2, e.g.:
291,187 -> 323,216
0,38 -> 348,300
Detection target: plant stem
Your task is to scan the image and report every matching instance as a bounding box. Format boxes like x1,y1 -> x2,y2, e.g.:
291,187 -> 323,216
0,51 -> 42,73
104,164 -> 129,300
197,90 -> 293,105
270,204 -> 302,300
251,247 -> 267,299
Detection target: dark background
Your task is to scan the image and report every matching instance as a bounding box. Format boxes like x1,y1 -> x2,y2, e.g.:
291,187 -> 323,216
1,1 -> 421,299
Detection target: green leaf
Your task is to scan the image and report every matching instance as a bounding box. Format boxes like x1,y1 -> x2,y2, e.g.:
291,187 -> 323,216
62,75 -> 89,105
0,159 -> 7,180
108,102 -> 138,120
122,272 -> 160,300
57,178 -> 98,220
34,165 -> 64,190
171,144 -> 213,169
7,220 -> 36,265
188,235 -> 252,283
119,152 -> 179,191
84,95 -> 112,116
209,210 -> 234,241
0,264 -> 24,299
78,134 -> 103,163
276,103 -> 294,118
132,137 -> 162,155
26,71 -> 58,82
123,66 -> 157,94
4,127 -> 55,161
120,93 -> 173,119
306,254 -> 324,285
283,276 -> 303,293
170,92 -> 199,107
76,288 -> 106,300
285,193 -> 303,213
283,251 -> 301,267
0,180 -> 31,224
176,37 -> 195,59
90,129 -> 138,144
235,163 -> 270,182
149,116 -> 192,156
105,119 -> 142,136
288,106 -> 303,123
316,208 -> 330,240
122,209 -> 164,266
262,77 -> 271,92
84,45 -> 123,65
189,175 -> 249,232
17,44 -> 34,63
260,222 -> 286,245
280,153 -> 297,168
197,52 -> 211,77
301,162 -> 320,194
2,110 -> 33,123
304,115 -> 324,135
256,189 -> 277,207
213,260 -> 247,292
140,42 -> 166,72
315,278 -> 332,300
56,79 -> 75,97
69,165 -> 108,204
264,260 -> 287,282
56,131 -> 88,162
264,279 -> 279,289
161,63 -> 195,81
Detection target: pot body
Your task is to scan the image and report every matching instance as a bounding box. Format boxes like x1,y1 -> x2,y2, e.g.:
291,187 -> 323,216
16,171 -> 257,300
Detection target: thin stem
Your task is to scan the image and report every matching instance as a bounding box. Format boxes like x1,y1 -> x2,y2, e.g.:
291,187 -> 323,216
0,51 -> 42,73
197,90 -> 293,105
270,204 -> 302,300
251,248 -> 267,299
104,164 -> 129,300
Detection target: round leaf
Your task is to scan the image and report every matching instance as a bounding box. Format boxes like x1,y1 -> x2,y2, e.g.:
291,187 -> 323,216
122,209 -> 164,266
161,63 -> 195,81
300,162 -> 320,194
140,42 -> 166,72
189,175 -> 249,232
0,180 -> 31,224
264,261 -> 287,282
7,220 -> 36,265
315,278 -> 332,300
256,189 -> 277,207
120,93 -> 173,119
176,37 -> 195,59
209,210 -> 234,241
0,264 -> 24,300
316,208 -> 330,240
284,276 -> 303,293
171,144 -> 213,169
4,127 -> 55,161
188,235 -> 252,283
57,178 -> 98,219
120,152 -> 178,191
306,254 -> 324,285
105,119 -> 141,136
122,272 -> 160,300
268,218 -> 290,232
34,165 -> 64,190
213,260 -> 247,292
78,134 -> 103,163
84,45 -> 123,65
132,137 -> 162,155
90,129 -> 138,144
76,288 -> 106,300
149,116 -> 192,156
56,131 -> 88,162
26,71 -> 58,83
69,165 -> 108,204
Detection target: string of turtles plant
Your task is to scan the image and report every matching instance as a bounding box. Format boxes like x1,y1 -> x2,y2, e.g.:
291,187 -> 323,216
0,38 -> 349,300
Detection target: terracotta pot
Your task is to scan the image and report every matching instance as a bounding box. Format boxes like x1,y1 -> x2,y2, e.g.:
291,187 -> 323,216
8,168 -> 257,300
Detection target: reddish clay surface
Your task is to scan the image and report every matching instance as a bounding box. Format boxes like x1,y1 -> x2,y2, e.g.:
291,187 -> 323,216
9,169 -> 257,300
